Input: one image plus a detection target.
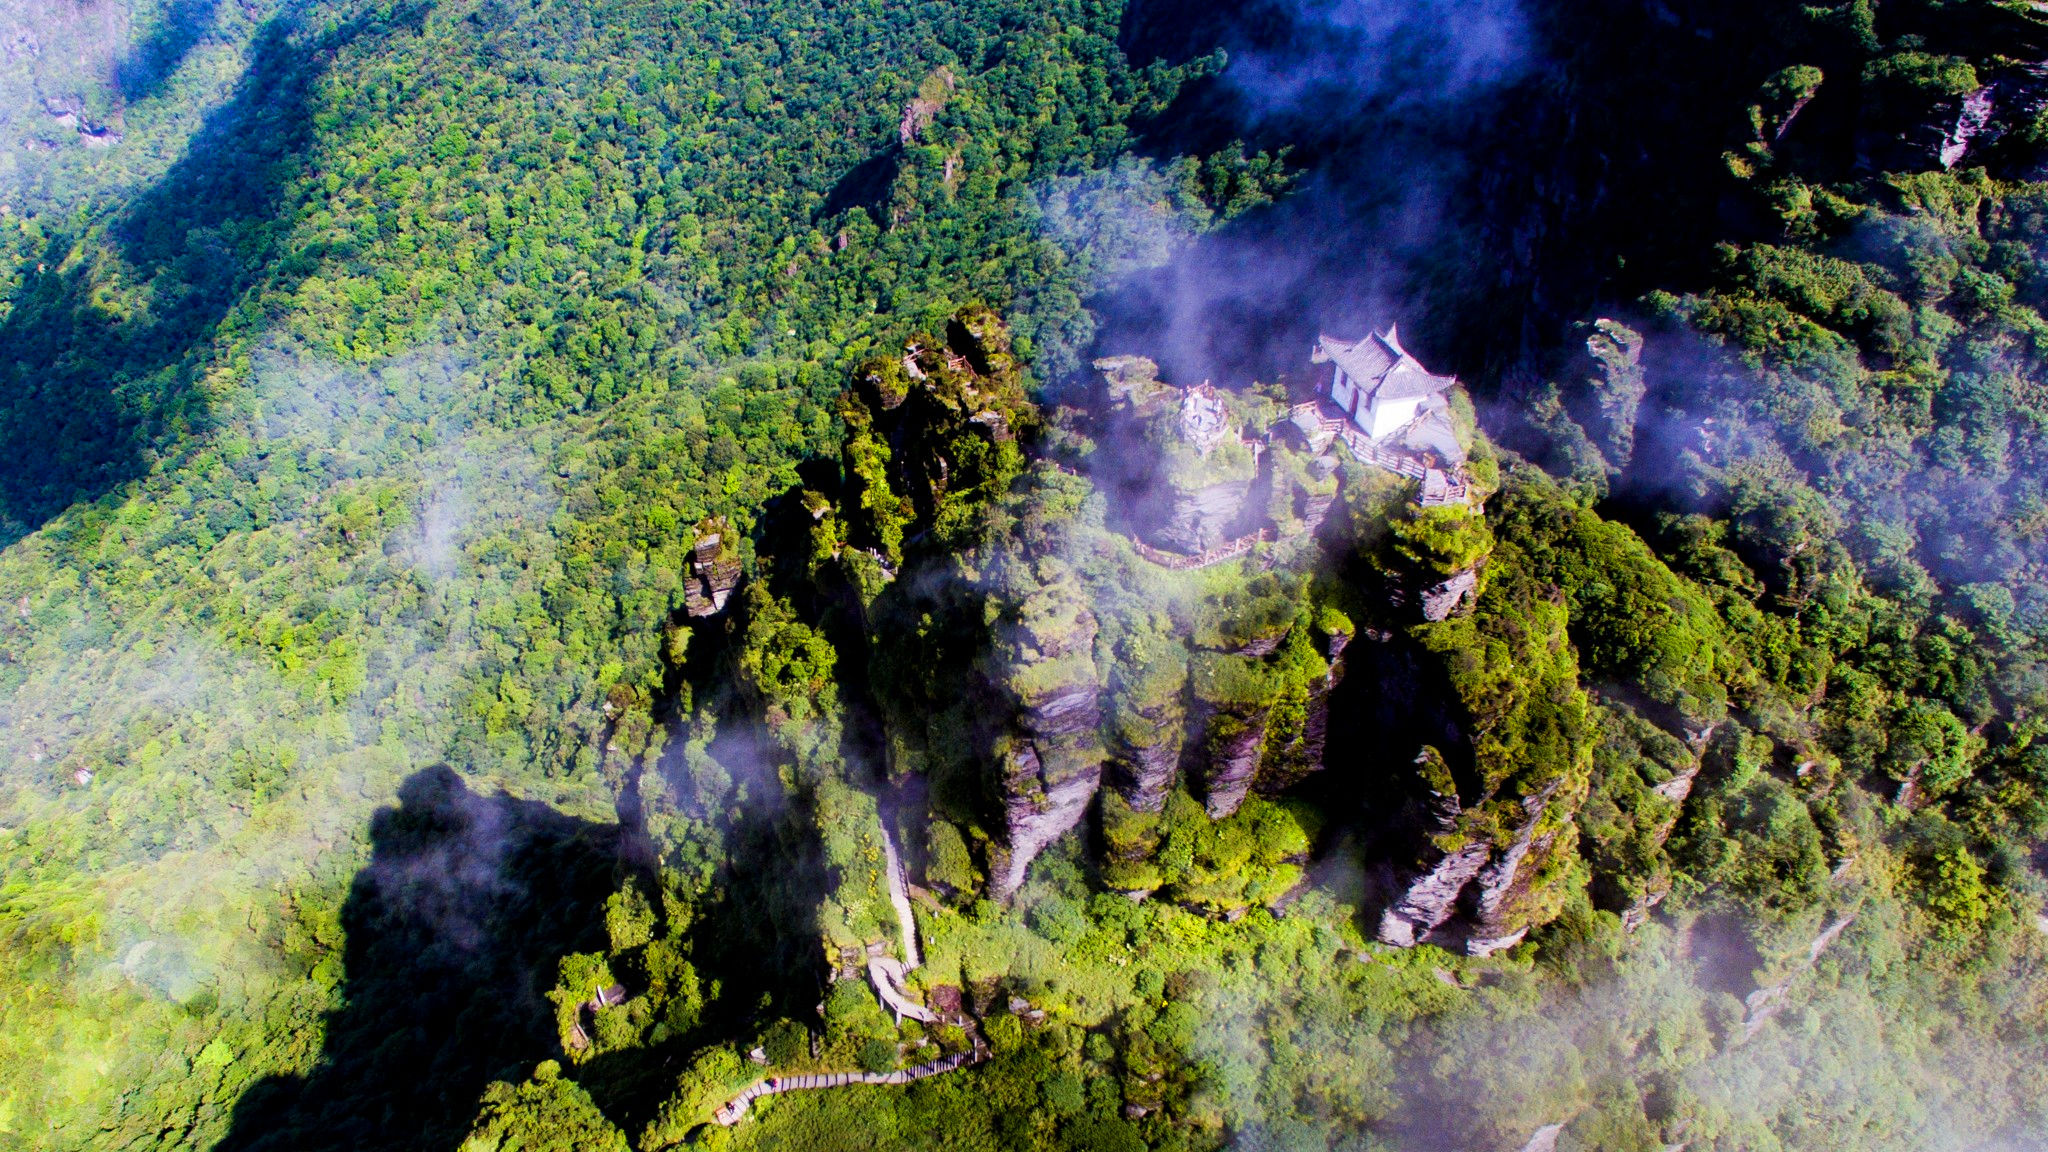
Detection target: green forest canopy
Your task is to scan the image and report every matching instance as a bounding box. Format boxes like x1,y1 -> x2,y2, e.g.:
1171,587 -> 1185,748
0,0 -> 2044,1150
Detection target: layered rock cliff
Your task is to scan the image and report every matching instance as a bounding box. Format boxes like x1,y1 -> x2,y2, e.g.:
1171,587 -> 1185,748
1377,750 -> 1493,948
984,560 -> 1106,898
1374,523 -> 1596,954
721,311 -> 1612,953
1104,634 -> 1188,816
684,519 -> 744,617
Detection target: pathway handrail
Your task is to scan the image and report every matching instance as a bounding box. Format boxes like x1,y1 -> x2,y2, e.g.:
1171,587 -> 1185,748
713,1043 -> 992,1126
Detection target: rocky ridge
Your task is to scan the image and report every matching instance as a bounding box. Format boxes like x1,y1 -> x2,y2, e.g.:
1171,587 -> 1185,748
724,311 -> 1617,957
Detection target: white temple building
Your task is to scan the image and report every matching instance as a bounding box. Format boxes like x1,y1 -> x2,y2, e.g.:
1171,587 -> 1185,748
1310,325 -> 1465,468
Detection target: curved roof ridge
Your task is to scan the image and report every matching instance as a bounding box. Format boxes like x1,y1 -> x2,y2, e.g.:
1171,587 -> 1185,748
1316,325 -> 1453,396
1373,323 -> 1406,360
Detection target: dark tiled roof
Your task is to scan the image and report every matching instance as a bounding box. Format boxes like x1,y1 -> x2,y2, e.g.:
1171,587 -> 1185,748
1313,325 -> 1456,404
1314,331 -> 1397,384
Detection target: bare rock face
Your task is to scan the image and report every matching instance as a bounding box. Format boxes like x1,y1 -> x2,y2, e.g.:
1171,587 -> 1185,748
1419,568 -> 1479,622
1153,480 -> 1253,554
1377,840 -> 1492,947
987,575 -> 1104,899
1940,86 -> 1996,169
1378,754 -> 1488,947
1110,717 -> 1181,814
1199,710 -> 1268,819
685,521 -> 743,617
1856,39 -> 2048,179
1465,780 -> 1571,956
1378,750 -> 1587,954
993,738 -> 1103,898
1616,723 -> 1713,930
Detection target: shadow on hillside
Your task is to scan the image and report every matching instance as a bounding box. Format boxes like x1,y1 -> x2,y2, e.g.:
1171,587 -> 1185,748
0,1 -> 427,543
653,663 -> 838,1020
1095,0 -> 1827,395
117,0 -> 228,103
551,660 -> 840,1137
816,148 -> 900,229
210,766 -> 628,1152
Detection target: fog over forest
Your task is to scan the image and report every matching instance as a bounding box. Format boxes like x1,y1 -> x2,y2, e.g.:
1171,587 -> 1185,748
0,1 -> 2044,1151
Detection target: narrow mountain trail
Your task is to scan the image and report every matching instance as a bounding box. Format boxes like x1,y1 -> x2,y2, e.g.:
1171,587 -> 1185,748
709,822 -> 986,1125
880,821 -> 921,969
713,1044 -> 989,1125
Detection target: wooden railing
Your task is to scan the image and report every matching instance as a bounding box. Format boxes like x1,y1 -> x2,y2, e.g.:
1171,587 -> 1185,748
714,1043 -> 990,1125
1335,425 -> 1428,481
1320,412 -> 1472,504
1131,529 -> 1271,571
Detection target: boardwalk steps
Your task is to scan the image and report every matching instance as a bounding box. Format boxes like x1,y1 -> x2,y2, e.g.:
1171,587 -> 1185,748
1286,401 -> 1471,503
1130,529 -> 1272,571
712,1045 -> 989,1126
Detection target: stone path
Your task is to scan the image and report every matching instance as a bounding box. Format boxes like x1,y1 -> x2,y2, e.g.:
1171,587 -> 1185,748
867,953 -> 937,1023
867,821 -> 936,1022
880,822 -> 921,969
710,820 -> 982,1126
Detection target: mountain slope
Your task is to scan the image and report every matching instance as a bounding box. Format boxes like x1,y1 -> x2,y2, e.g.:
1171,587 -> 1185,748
0,1 -> 2045,1151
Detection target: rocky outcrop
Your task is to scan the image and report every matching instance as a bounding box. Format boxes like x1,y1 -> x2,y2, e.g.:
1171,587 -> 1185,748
685,520 -> 743,617
993,736 -> 1102,898
1110,712 -> 1181,815
1942,85 -> 1997,168
1199,710 -> 1268,819
1615,723 -> 1713,930
1295,470 -> 1339,529
1576,318 -> 1646,473
1093,356 -> 1270,557
987,573 -> 1104,899
898,68 -> 955,145
1103,627 -> 1190,818
1378,749 -> 1585,956
1378,752 -> 1489,947
1251,626 -> 1353,798
1153,480 -> 1254,554
1465,780 -> 1571,956
1613,758 -> 1707,931
1854,35 -> 2048,178
1378,839 -> 1493,948
1419,568 -> 1478,622
1740,914 -> 1855,1041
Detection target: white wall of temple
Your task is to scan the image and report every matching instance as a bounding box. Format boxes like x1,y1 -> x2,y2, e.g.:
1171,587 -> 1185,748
1331,369 -> 1357,412
1367,395 -> 1422,439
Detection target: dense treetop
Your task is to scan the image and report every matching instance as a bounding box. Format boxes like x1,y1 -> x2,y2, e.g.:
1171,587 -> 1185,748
0,1 -> 2046,1150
